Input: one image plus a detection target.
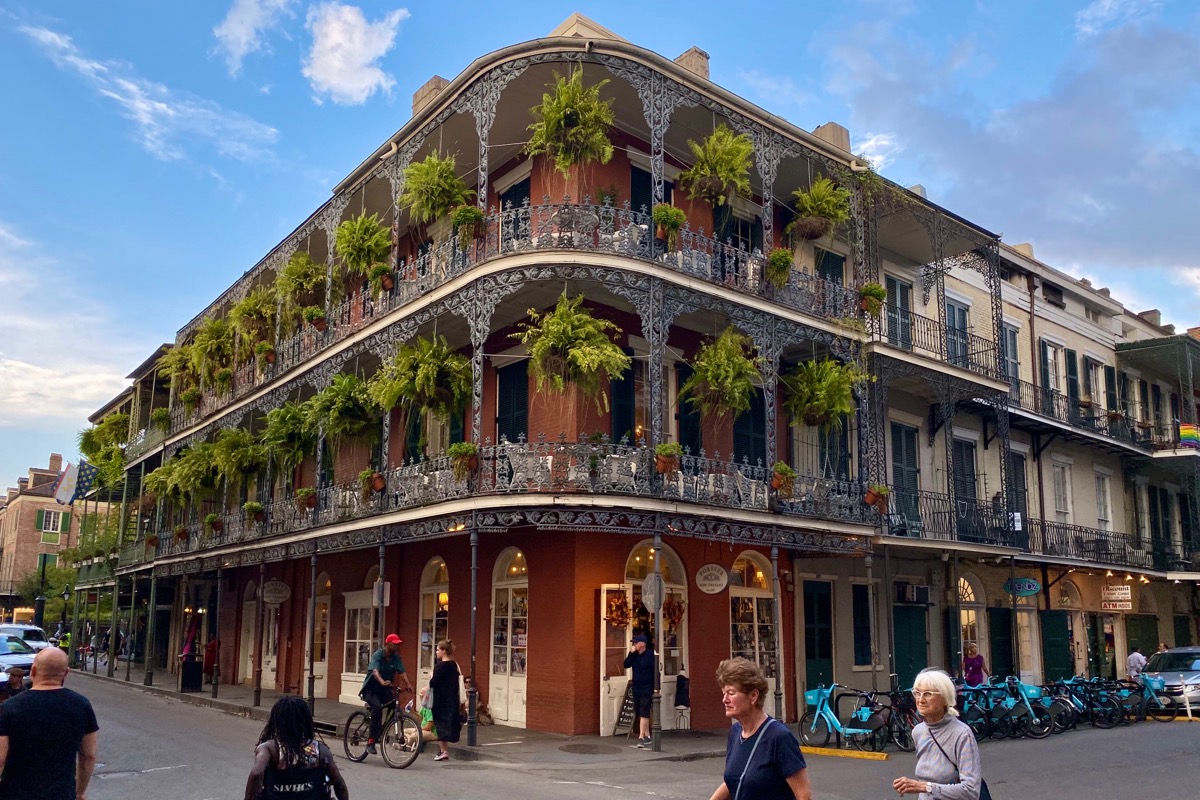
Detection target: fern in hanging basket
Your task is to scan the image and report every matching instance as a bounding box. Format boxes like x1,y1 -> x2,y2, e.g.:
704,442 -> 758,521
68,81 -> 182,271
525,67 -> 615,179
367,334 -> 472,421
678,124 -> 754,207
511,292 -> 630,412
783,357 -> 868,430
787,176 -> 851,241
766,247 -> 794,289
679,327 -> 762,420
336,212 -> 393,278
652,203 -> 687,251
451,205 -> 485,250
398,151 -> 476,226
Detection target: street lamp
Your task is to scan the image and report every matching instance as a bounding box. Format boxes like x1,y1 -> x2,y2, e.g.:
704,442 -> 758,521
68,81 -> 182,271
59,586 -> 72,638
32,554 -> 48,630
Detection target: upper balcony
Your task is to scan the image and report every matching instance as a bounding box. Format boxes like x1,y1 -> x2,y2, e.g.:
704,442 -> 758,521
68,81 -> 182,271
881,488 -> 1014,548
867,303 -> 1006,387
1001,378 -> 1152,454
1023,518 -> 1199,573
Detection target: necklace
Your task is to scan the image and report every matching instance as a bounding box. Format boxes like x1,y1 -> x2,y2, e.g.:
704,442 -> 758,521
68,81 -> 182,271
740,713 -> 768,740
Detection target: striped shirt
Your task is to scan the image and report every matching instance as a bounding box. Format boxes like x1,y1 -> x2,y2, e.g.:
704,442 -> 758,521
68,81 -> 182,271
911,715 -> 982,800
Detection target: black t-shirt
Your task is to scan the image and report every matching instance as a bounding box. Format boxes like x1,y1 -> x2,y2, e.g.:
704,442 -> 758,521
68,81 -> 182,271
0,687 -> 99,800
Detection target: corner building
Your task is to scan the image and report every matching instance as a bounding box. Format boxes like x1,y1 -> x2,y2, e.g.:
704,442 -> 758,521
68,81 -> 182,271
101,14 -> 1199,735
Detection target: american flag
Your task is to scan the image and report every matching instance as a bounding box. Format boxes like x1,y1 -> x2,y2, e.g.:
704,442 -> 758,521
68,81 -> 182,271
53,460 -> 100,505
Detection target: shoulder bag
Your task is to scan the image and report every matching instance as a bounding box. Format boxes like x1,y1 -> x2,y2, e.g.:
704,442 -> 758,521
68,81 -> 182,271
732,717 -> 777,800
926,724 -> 992,800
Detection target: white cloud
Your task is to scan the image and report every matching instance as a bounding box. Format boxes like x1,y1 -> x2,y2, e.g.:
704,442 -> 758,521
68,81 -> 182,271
852,132 -> 902,171
303,3 -> 409,105
20,25 -> 279,163
213,0 -> 296,75
1076,0 -> 1162,37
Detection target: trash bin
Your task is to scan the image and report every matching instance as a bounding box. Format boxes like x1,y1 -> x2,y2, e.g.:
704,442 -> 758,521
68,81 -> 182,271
179,655 -> 203,693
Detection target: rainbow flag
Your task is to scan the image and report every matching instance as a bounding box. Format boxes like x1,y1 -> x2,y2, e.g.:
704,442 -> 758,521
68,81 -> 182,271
1179,424 -> 1200,449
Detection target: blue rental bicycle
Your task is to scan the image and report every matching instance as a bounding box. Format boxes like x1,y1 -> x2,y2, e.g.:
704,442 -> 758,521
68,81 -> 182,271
800,684 -> 885,750
1140,674 -> 1179,722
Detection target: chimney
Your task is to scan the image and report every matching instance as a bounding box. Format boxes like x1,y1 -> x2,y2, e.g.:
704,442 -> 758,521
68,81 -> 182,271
907,184 -> 927,199
1079,278 -> 1092,288
674,46 -> 710,80
48,453 -> 62,473
1138,309 -> 1162,327
17,478 -> 28,492
412,75 -> 449,117
1012,243 -> 1034,259
1163,324 -> 1176,334
1098,288 -> 1111,297
811,122 -> 851,154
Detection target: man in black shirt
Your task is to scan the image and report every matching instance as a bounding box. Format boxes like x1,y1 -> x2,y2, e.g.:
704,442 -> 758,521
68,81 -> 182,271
0,647 -> 98,800
623,634 -> 655,748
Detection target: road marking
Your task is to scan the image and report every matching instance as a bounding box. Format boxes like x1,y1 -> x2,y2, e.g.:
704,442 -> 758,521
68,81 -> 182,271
141,765 -> 189,772
478,740 -> 524,746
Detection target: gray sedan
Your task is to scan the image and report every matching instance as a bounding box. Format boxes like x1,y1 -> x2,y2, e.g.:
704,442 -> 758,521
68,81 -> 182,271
1144,646 -> 1200,709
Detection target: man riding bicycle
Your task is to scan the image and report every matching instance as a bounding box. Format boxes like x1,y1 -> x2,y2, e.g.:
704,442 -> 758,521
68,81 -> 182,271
360,633 -> 413,754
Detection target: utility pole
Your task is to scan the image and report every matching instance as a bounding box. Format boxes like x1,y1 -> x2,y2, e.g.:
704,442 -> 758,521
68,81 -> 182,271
33,554 -> 48,629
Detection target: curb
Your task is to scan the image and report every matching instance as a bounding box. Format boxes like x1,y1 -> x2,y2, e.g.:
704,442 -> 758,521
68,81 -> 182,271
72,669 -> 275,724
802,746 -> 890,761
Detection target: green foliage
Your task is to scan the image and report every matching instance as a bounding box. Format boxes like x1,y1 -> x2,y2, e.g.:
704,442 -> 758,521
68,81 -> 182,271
678,125 -> 754,207
79,413 -> 130,457
92,445 -> 126,490
447,441 -> 477,459
367,335 -> 471,422
782,358 -> 867,431
204,512 -> 220,528
294,487 -> 316,503
170,442 -> 218,501
149,407 -> 171,433
212,428 -> 267,487
398,152 -> 475,226
276,251 -> 327,326
525,67 -> 615,179
261,401 -> 316,476
243,500 -> 264,515
679,328 -> 761,420
858,281 -> 888,316
511,292 -> 631,412
180,387 -> 202,412
790,176 -> 851,230
336,212 -> 392,277
17,564 -> 76,609
772,461 -> 797,480
142,460 -> 176,501
230,285 -> 277,355
452,205 -> 485,250
655,442 -> 684,458
867,482 -> 890,496
214,367 -> 234,392
306,374 -> 380,449
652,203 -> 687,251
191,316 -> 235,388
159,343 -> 198,393
766,247 -> 794,289
303,305 -> 326,323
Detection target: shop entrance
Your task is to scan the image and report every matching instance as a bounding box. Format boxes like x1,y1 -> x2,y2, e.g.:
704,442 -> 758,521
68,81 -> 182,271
893,605 -> 928,690
1040,610 -> 1072,681
490,549 -> 528,728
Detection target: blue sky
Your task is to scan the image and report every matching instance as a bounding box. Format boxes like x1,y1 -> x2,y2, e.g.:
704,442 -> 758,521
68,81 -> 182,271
1,0 -> 1197,486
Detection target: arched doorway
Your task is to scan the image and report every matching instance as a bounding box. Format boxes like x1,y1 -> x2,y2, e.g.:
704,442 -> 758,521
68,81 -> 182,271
958,574 -> 987,671
303,572 -> 331,697
730,551 -> 781,707
1053,579 -> 1087,677
490,548 -> 528,727
417,557 -> 449,690
339,565 -> 380,705
240,580 -> 256,684
599,542 -> 688,735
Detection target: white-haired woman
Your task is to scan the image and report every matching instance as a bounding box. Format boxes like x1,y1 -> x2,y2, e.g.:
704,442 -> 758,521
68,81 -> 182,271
893,668 -> 986,800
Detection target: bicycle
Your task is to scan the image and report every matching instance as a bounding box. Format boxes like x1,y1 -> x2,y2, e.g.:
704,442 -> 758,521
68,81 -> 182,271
799,684 -> 880,750
1139,674 -> 1178,722
343,688 -> 421,768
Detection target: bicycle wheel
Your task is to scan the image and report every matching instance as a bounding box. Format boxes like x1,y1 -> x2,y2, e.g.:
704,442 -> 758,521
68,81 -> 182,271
1048,699 -> 1076,733
1147,696 -> 1178,722
1091,697 -> 1121,729
1025,705 -> 1053,740
799,710 -> 831,748
891,712 -> 916,751
989,713 -> 1013,740
962,704 -> 989,742
380,711 -> 422,769
343,711 -> 371,762
847,728 -> 886,752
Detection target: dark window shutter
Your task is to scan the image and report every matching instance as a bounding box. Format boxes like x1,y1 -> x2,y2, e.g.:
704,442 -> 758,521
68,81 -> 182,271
35,509 -> 44,531
611,348 -> 636,444
1139,380 -> 1150,419
496,360 -> 529,445
1082,359 -> 1093,397
1161,489 -> 1174,540
500,176 -> 531,210
675,363 -> 702,455
1132,487 -> 1144,549
952,439 -> 978,504
852,584 -> 872,666
61,511 -> 71,533
1039,341 -> 1051,389
630,166 -> 652,216
890,422 -> 920,520
713,203 -> 733,243
751,215 -> 764,253
1065,349 -> 1079,403
733,388 -> 765,467
815,249 -> 845,286
448,409 -> 464,446
1007,453 -> 1028,519
1148,487 -> 1162,544
1104,365 -> 1118,411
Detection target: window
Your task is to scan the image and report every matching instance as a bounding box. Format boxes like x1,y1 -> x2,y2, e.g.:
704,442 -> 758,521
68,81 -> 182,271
815,249 -> 845,287
946,302 -> 969,366
1085,307 -> 1101,325
1085,360 -> 1102,403
40,510 -> 62,532
1095,474 -> 1111,532
343,607 -> 374,675
851,583 -> 873,667
1000,325 -> 1020,384
730,553 -> 777,678
1052,463 -> 1072,522
1044,344 -> 1062,392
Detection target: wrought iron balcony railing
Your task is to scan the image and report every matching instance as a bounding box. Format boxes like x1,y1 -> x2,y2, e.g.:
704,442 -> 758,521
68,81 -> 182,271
870,306 -> 1001,380
125,426 -> 167,460
1006,378 -> 1151,448
883,488 -> 1014,546
141,436 -> 872,560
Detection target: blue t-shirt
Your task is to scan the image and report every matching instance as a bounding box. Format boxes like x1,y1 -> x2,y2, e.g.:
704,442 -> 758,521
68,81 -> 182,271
723,718 -> 807,800
360,649 -> 405,692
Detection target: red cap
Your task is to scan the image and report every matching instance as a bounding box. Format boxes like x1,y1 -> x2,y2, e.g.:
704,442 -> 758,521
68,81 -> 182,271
385,633 -> 402,645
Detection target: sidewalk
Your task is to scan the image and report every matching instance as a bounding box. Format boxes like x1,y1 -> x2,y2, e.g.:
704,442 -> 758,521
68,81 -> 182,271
71,660 -> 728,766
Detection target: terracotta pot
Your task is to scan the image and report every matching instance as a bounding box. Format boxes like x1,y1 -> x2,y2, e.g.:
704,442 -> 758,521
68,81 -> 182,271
772,473 -> 794,499
874,497 -> 889,515
310,317 -> 328,333
864,488 -> 881,507
792,216 -> 831,240
253,511 -> 265,523
146,536 -> 159,548
210,520 -> 223,533
655,454 -> 679,475
265,351 -> 276,364
380,273 -> 395,291
371,472 -> 387,493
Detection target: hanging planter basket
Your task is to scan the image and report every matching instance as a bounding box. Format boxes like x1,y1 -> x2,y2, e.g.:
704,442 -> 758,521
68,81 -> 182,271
791,216 -> 832,241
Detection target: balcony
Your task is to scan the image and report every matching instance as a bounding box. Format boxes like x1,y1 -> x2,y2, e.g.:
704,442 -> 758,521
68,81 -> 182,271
125,426 -> 167,460
167,198 -> 862,435
869,306 -> 1002,380
882,488 -> 1014,546
146,436 -> 873,560
1004,378 -> 1151,450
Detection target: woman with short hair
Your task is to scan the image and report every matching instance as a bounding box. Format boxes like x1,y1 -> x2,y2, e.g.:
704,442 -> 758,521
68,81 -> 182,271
708,657 -> 812,800
893,668 -> 984,799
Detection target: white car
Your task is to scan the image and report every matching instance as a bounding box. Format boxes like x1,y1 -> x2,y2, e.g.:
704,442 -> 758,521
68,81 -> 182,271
0,636 -> 36,682
0,625 -> 51,651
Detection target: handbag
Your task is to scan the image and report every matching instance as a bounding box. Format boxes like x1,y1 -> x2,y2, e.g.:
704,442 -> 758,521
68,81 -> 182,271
927,725 -> 993,800
420,685 -> 434,710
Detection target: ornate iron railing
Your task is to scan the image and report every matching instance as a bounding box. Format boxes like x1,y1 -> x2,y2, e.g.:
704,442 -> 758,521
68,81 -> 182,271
1007,378 -> 1150,448
871,305 -> 1001,379
883,488 -> 1014,546
125,426 -> 167,460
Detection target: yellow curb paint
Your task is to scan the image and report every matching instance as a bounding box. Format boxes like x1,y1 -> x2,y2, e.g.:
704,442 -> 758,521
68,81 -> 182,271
801,746 -> 889,761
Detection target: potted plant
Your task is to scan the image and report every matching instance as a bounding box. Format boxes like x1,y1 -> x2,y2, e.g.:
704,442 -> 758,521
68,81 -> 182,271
367,263 -> 394,297
303,305 -> 328,332
771,461 -> 797,498
275,251 -> 330,332
294,487 -> 317,511
864,483 -> 890,514
678,124 -> 754,210
306,374 -> 380,451
448,441 -> 479,482
524,66 -> 615,195
787,175 -> 851,241
655,442 -> 684,476
652,203 -> 687,252
145,532 -> 159,548
766,247 -> 794,289
783,357 -> 868,430
679,327 -> 761,421
243,500 -> 265,523
255,341 -> 276,367
859,282 -> 888,316
1107,409 -> 1125,423
510,292 -> 631,412
452,205 -> 485,250
214,367 -> 234,394
397,151 -> 476,239
149,407 -> 171,434
173,524 -> 188,542
204,512 -> 223,534
1078,395 -> 1094,409
230,285 -> 277,356
335,212 -> 392,286
180,387 -> 202,414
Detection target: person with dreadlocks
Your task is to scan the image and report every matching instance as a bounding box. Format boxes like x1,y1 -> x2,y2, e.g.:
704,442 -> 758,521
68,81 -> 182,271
244,696 -> 349,800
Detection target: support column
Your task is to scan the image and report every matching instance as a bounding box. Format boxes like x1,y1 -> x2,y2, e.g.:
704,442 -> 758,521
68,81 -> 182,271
883,545 -> 895,686
253,562 -> 265,707
865,554 -> 878,692
468,527 -> 479,746
770,545 -> 784,719
377,544 -> 386,651
651,525 -> 663,752
70,590 -> 82,669
211,569 -> 222,699
92,586 -> 101,674
307,551 -> 318,714
125,576 -> 137,682
144,574 -> 158,686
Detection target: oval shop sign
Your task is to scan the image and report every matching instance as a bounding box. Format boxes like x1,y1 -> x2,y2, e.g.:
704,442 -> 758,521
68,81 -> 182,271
1003,577 -> 1041,597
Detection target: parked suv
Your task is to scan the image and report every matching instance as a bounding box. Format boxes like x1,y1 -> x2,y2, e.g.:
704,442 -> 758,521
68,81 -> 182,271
1143,646 -> 1200,708
0,625 -> 51,652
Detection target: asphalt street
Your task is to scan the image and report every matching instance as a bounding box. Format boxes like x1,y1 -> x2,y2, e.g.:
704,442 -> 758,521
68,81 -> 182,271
68,675 -> 1200,800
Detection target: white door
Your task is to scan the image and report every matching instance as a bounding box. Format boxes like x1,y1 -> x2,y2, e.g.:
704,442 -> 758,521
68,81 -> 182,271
418,558 -> 449,691
241,601 -> 256,684
490,584 -> 528,726
262,604 -> 280,688
304,595 -> 330,697
600,584 -> 630,735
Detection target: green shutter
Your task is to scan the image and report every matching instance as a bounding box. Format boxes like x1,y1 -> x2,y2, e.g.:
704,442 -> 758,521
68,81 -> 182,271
1104,365 -> 1118,412
733,389 -> 765,467
1065,349 -> 1080,403
675,363 -> 702,456
448,409 -> 464,446
1039,341 -> 1051,390
61,511 -> 71,533
35,509 -> 44,531
611,348 -> 636,444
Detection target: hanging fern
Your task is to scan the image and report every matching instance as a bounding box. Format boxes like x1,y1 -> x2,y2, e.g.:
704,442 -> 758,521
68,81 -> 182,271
511,292 -> 630,412
169,442 -> 218,501
212,427 -> 267,487
679,327 -> 761,420
335,212 -> 393,277
142,460 -> 176,501
367,335 -> 471,420
397,152 -> 475,226
525,67 -> 615,179
306,374 -> 380,450
159,343 -> 198,394
79,413 -> 130,458
678,124 -> 754,207
275,251 -> 328,328
781,357 -> 868,431
786,176 -> 851,241
261,401 -> 316,476
230,285 -> 278,355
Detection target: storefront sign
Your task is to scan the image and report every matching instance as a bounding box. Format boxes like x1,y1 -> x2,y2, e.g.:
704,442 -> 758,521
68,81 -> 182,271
695,563 -> 729,594
1003,577 -> 1041,597
1101,600 -> 1133,611
262,580 -> 291,605
1101,585 -> 1132,602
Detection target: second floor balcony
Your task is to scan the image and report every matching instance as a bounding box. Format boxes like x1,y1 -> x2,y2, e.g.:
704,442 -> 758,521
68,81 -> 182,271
869,305 -> 1002,382
1005,378 -> 1151,451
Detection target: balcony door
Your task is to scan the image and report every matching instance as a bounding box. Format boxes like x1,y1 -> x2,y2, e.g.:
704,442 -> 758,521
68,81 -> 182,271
803,580 -> 833,692
496,360 -> 528,445
952,439 -> 979,541
885,276 -> 912,349
890,422 -> 920,523
733,389 -> 766,469
945,302 -> 969,367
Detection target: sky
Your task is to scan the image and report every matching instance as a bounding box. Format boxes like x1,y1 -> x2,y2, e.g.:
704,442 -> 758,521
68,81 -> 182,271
1,0 -> 1198,486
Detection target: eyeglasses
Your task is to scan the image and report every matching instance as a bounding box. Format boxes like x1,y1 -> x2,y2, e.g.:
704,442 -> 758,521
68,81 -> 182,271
913,690 -> 942,701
